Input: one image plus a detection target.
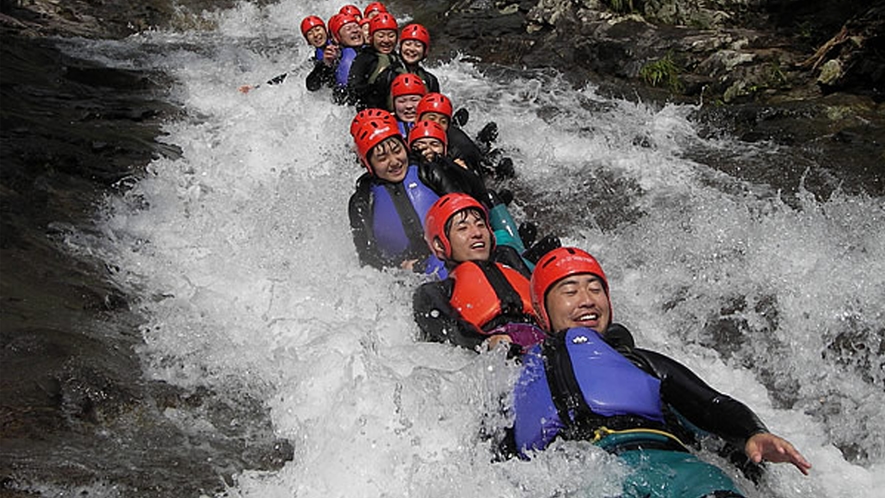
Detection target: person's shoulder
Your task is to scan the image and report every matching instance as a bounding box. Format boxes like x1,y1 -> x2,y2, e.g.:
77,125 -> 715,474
604,323 -> 636,349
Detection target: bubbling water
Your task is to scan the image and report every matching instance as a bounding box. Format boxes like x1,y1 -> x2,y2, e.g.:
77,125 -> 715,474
64,0 -> 885,496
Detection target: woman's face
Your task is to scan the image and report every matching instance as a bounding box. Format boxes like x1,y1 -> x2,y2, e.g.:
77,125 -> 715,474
373,30 -> 397,54
394,94 -> 423,122
369,137 -> 408,183
400,39 -> 425,65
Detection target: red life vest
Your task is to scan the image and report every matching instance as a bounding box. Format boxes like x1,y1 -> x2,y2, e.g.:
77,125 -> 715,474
449,261 -> 534,332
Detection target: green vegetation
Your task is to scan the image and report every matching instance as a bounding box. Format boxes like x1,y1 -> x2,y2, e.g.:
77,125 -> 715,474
606,0 -> 637,14
639,52 -> 684,93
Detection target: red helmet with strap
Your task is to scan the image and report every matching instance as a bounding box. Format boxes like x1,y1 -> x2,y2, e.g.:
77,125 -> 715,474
369,12 -> 398,37
408,120 -> 448,149
364,2 -> 387,18
353,118 -> 402,174
328,14 -> 358,43
338,5 -> 362,19
416,93 -> 453,120
530,247 -> 610,332
300,16 -> 325,38
400,24 -> 430,52
424,193 -> 491,261
390,73 -> 427,99
350,108 -> 395,137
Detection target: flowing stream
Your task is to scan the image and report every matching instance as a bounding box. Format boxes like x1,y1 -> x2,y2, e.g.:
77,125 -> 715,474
30,0 -> 884,496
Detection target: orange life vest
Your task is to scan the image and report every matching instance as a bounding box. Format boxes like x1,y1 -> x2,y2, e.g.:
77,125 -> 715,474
448,261 -> 534,332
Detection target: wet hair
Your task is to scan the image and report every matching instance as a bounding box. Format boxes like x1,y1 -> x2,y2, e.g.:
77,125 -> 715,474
443,207 -> 486,238
366,136 -> 406,165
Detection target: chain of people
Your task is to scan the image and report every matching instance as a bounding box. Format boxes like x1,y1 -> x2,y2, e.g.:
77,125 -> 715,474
239,3 -> 812,496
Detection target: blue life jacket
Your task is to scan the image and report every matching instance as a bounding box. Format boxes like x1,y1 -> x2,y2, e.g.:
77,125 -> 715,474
314,46 -> 325,62
513,327 -> 664,456
397,120 -> 413,139
370,165 -> 446,278
336,46 -> 358,87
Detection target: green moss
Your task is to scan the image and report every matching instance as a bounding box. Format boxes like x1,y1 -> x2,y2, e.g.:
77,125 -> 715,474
639,52 -> 684,93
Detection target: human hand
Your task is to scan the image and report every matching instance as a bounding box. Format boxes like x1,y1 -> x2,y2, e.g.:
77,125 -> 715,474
400,259 -> 419,271
323,44 -> 340,66
745,432 -> 812,475
485,334 -> 512,351
238,85 -> 254,94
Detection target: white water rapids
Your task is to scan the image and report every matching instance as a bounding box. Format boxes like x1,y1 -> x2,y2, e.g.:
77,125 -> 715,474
59,0 -> 884,496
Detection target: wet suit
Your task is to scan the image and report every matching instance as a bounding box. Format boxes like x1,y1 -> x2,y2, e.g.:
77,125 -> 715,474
502,325 -> 767,497
305,56 -> 336,91
447,126 -> 486,181
412,248 -> 544,353
348,154 -> 482,274
347,48 -> 404,110
376,63 -> 441,107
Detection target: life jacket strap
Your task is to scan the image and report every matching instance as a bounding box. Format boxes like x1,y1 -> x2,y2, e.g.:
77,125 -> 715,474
592,426 -> 690,454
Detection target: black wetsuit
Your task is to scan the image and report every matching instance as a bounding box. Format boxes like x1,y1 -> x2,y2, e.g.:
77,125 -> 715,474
305,58 -> 336,91
348,155 -> 483,271
376,63 -> 441,99
347,48 -> 404,110
412,247 -> 533,351
500,324 -> 769,462
447,126 -> 487,181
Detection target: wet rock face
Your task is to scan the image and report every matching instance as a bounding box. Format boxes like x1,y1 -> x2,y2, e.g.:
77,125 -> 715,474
412,0 -> 883,196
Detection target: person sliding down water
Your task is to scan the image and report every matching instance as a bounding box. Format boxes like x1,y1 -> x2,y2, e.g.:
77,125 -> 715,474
499,247 -> 812,497
413,94 -> 560,263
326,12 -> 365,104
374,23 -> 440,102
348,113 -> 498,278
237,15 -> 338,94
413,193 -> 547,355
407,120 -> 551,263
416,92 -> 515,182
390,73 -> 427,138
346,12 -> 402,110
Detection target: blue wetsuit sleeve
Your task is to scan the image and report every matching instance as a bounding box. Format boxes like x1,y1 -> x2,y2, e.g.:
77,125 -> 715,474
413,280 -> 486,351
635,348 -> 769,446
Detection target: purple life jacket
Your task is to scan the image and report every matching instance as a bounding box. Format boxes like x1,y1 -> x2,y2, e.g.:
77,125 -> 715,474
513,327 -> 664,456
335,46 -> 358,87
370,165 -> 438,260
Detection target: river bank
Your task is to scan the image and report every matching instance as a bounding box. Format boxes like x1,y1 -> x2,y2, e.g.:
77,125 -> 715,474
2,1 -> 293,496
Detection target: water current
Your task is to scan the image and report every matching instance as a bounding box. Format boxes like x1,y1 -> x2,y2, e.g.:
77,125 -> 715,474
28,0 -> 885,496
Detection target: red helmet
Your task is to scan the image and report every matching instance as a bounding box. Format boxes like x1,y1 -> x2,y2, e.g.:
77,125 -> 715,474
353,118 -> 403,174
416,93 -> 453,120
408,120 -> 448,149
369,12 -> 398,37
300,16 -> 325,38
424,193 -> 491,260
530,247 -> 610,332
338,5 -> 362,19
400,24 -> 430,52
390,73 -> 427,99
350,108 -> 395,137
328,14 -> 358,43
364,2 -> 387,18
